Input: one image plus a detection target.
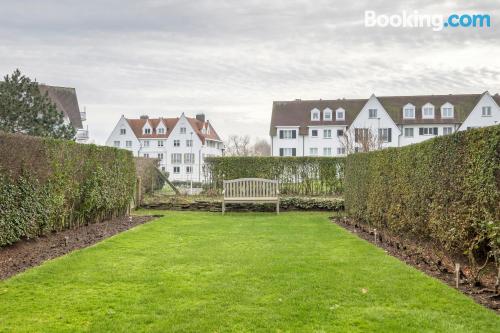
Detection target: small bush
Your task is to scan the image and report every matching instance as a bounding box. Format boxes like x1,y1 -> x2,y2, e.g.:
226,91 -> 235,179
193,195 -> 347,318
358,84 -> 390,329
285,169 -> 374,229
0,132 -> 136,246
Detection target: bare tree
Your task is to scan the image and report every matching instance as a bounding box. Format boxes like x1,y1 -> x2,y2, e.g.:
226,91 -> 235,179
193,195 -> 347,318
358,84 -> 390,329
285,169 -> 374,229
339,127 -> 382,153
252,139 -> 271,156
225,135 -> 252,156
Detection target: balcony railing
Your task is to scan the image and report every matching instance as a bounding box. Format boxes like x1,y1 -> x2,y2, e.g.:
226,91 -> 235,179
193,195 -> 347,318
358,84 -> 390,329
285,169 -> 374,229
80,111 -> 86,122
76,129 -> 89,141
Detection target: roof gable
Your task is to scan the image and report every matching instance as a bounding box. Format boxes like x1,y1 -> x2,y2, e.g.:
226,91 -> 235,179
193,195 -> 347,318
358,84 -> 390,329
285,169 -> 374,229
39,84 -> 82,129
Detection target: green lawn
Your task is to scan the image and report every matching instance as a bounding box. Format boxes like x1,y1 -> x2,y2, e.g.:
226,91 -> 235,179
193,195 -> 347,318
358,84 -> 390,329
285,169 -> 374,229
0,211 -> 498,332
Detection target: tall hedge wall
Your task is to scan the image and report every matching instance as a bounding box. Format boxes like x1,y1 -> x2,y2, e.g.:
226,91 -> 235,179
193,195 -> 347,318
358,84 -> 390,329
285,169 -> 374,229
0,132 -> 136,247
345,125 -> 500,273
204,157 -> 344,196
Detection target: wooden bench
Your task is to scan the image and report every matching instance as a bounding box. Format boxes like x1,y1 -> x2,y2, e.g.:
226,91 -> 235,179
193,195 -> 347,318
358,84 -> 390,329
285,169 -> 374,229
222,178 -> 279,214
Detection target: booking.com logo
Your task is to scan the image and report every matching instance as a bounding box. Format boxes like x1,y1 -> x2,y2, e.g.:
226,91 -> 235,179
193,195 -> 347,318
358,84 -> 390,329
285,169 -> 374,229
365,10 -> 491,31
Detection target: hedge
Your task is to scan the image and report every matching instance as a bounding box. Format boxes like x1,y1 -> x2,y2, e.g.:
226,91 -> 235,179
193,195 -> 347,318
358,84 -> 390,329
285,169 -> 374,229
345,125 -> 500,282
203,156 -> 345,196
134,157 -> 166,195
0,132 -> 136,247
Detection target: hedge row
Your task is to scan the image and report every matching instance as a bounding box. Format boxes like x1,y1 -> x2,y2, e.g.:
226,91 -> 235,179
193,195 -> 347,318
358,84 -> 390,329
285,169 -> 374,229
344,125 -> 500,279
0,132 -> 136,247
204,157 -> 344,196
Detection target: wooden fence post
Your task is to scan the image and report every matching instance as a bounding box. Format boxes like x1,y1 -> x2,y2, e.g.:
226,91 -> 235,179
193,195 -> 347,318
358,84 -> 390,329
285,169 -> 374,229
136,177 -> 142,207
455,263 -> 460,288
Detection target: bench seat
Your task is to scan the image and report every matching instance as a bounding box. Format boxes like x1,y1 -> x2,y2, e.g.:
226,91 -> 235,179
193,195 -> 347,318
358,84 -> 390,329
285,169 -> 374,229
222,178 -> 279,214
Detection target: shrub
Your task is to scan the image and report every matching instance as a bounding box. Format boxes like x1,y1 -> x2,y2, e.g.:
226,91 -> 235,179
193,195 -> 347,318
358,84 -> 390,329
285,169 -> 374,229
204,156 -> 345,196
134,157 -> 165,195
344,125 -> 500,283
0,132 -> 136,246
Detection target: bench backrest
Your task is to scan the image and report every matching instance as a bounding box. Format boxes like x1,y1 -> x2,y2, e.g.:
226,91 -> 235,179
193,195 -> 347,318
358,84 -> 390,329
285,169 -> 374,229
223,178 -> 278,198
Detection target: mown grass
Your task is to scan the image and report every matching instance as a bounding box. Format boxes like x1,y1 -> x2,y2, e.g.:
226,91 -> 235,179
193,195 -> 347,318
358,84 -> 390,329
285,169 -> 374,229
0,211 -> 498,332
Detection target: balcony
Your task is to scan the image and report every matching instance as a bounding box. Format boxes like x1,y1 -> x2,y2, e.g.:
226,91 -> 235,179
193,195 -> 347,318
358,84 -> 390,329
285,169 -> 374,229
76,128 -> 89,143
80,110 -> 86,122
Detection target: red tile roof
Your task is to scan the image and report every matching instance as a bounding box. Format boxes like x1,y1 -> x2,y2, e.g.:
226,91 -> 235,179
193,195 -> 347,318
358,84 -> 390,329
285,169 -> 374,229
125,117 -> 221,143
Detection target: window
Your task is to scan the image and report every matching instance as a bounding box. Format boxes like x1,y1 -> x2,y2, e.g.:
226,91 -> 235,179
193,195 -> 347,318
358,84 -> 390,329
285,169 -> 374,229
337,147 -> 346,155
161,166 -> 165,171
144,128 -> 151,134
354,128 -> 369,143
186,166 -> 192,174
279,129 -> 297,139
143,140 -> 150,147
323,147 -> 332,156
174,140 -> 180,147
171,153 -> 182,164
311,109 -> 320,121
143,153 -> 149,158
336,108 -> 345,120
441,104 -> 454,118
120,128 -> 126,135
404,128 -> 414,137
279,148 -> 296,156
113,141 -> 120,147
443,127 -> 453,135
419,127 -> 438,136
337,129 -> 344,137
186,139 -> 193,147
403,104 -> 415,119
311,129 -> 318,137
422,104 -> 435,119
323,129 -> 332,138
482,106 -> 492,116
157,153 -> 164,160
368,109 -> 377,118
158,140 -> 164,147
184,153 -> 195,164
126,140 -> 132,147
309,148 -> 318,156
173,166 -> 180,174
158,127 -> 165,134
378,128 -> 392,142
324,109 -> 332,120
180,127 -> 186,134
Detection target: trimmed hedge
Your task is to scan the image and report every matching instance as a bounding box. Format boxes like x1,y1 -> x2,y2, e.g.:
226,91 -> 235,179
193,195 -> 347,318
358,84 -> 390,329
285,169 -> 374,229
345,126 -> 500,279
0,132 -> 136,247
204,157 -> 345,196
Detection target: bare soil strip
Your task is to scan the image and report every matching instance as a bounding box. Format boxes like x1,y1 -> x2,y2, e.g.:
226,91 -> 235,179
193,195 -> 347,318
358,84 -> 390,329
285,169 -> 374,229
0,215 -> 156,280
331,216 -> 499,313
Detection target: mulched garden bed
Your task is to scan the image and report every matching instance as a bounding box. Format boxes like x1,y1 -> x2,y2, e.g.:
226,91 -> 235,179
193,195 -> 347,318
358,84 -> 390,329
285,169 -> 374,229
0,215 -> 156,280
331,216 -> 500,313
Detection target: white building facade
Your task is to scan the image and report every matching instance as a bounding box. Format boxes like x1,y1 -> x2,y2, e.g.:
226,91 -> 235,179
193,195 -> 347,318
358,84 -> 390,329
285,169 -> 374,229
270,92 -> 500,156
106,113 -> 224,182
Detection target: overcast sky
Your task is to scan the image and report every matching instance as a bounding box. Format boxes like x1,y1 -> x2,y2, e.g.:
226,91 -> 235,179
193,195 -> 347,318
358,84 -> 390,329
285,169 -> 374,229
0,0 -> 498,144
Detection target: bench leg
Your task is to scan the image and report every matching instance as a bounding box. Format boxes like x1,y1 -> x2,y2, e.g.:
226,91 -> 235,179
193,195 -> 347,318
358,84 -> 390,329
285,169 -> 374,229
276,200 -> 279,215
222,200 -> 225,215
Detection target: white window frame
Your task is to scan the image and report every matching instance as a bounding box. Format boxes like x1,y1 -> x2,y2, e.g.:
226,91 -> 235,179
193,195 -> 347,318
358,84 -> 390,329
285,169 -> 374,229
186,166 -> 193,174
157,127 -> 165,134
186,139 -> 193,147
443,127 -> 453,135
309,147 -> 318,156
174,140 -> 180,147
143,128 -> 151,134
280,129 -> 296,139
482,106 -> 492,117
113,141 -> 120,147
378,128 -> 390,142
422,103 -> 435,119
120,128 -> 126,135
336,108 -> 345,121
280,148 -> 295,156
403,104 -> 415,119
323,129 -> 332,139
323,108 -> 332,121
368,108 -> 377,119
184,153 -> 195,164
157,153 -> 164,160
311,108 -> 320,121
310,129 -> 318,137
441,103 -> 454,118
180,127 -> 186,134
171,153 -> 182,164
158,140 -> 164,147
404,128 -> 414,137
337,147 -> 346,155
173,166 -> 180,174
323,147 -> 332,156
125,140 -> 132,147
143,140 -> 150,147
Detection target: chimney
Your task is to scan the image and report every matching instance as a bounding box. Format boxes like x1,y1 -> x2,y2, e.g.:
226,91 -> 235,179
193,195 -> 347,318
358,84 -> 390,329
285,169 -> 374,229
196,113 -> 205,123
140,115 -> 149,119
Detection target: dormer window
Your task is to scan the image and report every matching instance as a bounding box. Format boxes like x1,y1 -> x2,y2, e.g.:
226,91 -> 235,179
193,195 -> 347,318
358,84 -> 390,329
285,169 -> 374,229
403,104 -> 415,119
368,109 -> 377,118
120,128 -> 126,135
144,128 -> 151,134
180,127 -> 186,134
441,103 -> 454,118
336,108 -> 345,121
311,108 -> 320,121
157,127 -> 165,134
323,108 -> 332,121
482,106 -> 492,116
422,103 -> 435,119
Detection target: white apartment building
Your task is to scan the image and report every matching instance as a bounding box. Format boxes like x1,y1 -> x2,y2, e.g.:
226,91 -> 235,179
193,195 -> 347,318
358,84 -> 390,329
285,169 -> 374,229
106,113 -> 224,182
270,92 -> 500,156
